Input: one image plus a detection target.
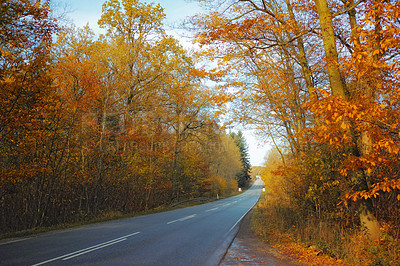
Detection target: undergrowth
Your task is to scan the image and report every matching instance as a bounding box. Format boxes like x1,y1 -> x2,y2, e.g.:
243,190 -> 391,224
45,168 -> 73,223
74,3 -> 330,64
251,191 -> 400,266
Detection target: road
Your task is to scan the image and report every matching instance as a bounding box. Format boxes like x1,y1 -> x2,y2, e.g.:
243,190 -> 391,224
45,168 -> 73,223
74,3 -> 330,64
0,179 -> 263,266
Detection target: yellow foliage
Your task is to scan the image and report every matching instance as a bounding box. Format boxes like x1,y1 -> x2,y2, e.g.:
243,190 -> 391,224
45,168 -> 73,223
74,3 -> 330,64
261,148 -> 292,207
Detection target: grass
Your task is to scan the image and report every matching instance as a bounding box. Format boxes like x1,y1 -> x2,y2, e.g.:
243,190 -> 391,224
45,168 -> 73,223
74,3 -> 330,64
250,193 -> 345,265
250,191 -> 400,266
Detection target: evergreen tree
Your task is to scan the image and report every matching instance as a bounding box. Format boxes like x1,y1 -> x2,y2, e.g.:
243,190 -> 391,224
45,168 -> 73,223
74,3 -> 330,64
230,131 -> 251,188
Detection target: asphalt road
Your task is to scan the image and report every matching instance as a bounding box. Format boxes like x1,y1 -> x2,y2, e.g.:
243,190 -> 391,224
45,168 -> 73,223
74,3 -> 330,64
0,179 -> 263,266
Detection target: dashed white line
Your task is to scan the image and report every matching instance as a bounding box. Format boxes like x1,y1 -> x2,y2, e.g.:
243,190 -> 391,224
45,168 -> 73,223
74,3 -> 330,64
206,207 -> 218,212
167,214 -> 196,224
32,232 -> 140,266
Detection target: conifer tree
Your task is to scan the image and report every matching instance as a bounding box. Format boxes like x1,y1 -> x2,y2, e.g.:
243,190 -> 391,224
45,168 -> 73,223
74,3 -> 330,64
230,131 -> 251,188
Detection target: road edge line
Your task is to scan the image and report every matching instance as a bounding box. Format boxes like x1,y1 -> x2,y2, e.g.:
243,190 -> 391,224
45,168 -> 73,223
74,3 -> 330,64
218,197 -> 260,265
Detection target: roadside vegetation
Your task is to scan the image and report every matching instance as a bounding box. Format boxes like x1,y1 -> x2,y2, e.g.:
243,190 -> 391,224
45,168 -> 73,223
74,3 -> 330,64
250,150 -> 400,265
0,190 -> 243,240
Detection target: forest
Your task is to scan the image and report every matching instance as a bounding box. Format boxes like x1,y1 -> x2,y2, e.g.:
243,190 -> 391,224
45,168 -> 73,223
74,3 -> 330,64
0,0 -> 251,234
192,0 -> 400,264
1,0 -> 400,263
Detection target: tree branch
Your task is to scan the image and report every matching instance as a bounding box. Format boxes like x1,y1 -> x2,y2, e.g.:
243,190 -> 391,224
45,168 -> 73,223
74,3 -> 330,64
334,0 -> 365,17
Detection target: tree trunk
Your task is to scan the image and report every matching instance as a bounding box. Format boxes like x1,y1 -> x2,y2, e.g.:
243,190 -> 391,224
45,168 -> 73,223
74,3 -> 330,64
314,0 -> 380,240
284,0 -> 314,94
313,0 -> 347,98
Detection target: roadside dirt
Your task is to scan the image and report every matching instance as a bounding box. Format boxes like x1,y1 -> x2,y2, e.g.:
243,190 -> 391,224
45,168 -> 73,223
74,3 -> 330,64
220,210 -> 306,266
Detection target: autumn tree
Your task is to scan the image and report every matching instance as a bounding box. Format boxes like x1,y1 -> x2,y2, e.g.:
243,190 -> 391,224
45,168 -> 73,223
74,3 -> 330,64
206,132 -> 242,195
51,25 -> 109,216
305,0 -> 400,239
192,0 -> 319,159
0,0 -> 60,231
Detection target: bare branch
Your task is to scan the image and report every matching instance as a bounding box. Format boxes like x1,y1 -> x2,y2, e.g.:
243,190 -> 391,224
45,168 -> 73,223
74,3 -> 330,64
334,0 -> 365,17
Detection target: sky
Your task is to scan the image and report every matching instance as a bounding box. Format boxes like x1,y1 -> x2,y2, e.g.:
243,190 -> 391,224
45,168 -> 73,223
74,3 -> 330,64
57,0 -> 271,166
59,0 -> 201,35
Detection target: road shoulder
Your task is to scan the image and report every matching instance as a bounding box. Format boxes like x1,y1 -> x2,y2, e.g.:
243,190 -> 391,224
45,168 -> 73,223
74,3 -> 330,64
220,210 -> 304,265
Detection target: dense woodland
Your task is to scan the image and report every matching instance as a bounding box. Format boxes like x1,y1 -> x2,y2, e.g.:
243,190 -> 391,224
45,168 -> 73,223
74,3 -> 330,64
193,0 -> 400,263
0,0 -> 251,234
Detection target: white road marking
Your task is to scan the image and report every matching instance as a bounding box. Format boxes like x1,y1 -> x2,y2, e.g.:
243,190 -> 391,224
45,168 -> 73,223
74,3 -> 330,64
32,232 -> 140,265
224,199 -> 258,238
62,238 -> 127,260
0,237 -> 31,246
206,207 -> 218,212
167,214 -> 196,224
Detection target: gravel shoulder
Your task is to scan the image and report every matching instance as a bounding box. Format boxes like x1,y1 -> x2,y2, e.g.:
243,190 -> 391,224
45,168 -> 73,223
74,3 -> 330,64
220,210 -> 306,266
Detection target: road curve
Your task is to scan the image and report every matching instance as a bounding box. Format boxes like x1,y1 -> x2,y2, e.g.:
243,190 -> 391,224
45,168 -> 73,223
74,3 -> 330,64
0,179 -> 263,266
